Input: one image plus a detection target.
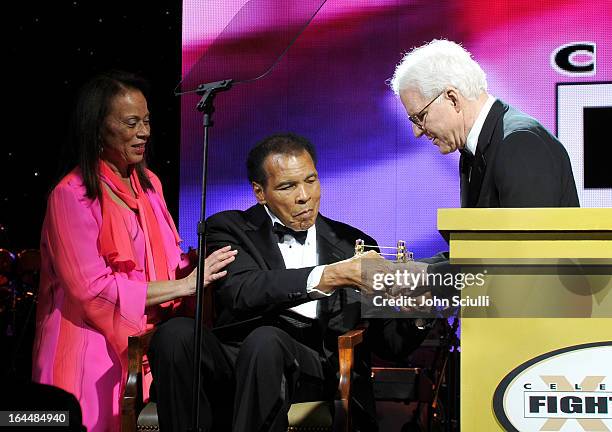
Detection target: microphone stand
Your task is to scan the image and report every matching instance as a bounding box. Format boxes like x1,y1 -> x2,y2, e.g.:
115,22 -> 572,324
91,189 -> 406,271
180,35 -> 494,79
184,6 -> 325,430
191,79 -> 232,432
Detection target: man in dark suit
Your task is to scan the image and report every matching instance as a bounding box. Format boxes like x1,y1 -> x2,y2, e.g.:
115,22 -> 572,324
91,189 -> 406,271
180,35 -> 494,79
389,39 -> 579,208
387,39 -> 580,427
149,133 -> 427,432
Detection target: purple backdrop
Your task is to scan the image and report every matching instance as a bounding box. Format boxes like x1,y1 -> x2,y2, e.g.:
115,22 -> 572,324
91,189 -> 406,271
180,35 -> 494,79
179,0 -> 612,256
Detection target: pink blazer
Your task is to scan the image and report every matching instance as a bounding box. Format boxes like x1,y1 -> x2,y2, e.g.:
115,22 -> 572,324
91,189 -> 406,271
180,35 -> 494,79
32,169 -> 188,432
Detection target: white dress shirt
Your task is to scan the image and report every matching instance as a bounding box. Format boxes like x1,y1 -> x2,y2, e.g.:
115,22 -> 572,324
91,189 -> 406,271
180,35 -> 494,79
264,206 -> 329,319
465,95 -> 496,155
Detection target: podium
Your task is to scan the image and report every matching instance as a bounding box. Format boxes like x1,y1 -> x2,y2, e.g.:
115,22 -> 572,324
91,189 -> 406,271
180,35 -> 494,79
437,208 -> 612,431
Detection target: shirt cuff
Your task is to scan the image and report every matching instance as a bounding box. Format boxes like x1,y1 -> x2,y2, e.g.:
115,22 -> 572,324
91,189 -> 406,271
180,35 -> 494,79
306,265 -> 331,297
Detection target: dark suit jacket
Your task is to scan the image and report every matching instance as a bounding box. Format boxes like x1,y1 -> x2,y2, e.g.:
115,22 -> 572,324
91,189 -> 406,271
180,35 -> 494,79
206,204 -> 425,423
460,99 -> 579,208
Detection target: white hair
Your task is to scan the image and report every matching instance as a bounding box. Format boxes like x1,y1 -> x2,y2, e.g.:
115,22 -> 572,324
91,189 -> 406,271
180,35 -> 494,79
390,39 -> 487,100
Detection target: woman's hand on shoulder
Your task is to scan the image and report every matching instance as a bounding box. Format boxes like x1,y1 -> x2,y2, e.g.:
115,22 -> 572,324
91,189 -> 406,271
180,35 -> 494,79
203,245 -> 237,286
148,246 -> 237,305
181,245 -> 237,295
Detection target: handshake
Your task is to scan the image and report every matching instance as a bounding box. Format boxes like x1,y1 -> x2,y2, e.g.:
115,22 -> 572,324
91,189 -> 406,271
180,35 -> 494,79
314,248 -> 437,314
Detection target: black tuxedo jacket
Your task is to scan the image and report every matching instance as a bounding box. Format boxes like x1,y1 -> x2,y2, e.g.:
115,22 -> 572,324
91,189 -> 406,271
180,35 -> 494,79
205,204 -> 425,424
460,99 -> 579,208
206,204 -> 422,360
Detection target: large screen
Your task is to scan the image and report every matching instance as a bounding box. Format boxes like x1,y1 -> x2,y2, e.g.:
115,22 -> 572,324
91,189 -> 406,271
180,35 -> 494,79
179,0 -> 612,255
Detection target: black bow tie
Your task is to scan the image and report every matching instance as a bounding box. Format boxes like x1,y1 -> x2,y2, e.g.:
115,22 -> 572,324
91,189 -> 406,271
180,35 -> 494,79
273,222 -> 308,245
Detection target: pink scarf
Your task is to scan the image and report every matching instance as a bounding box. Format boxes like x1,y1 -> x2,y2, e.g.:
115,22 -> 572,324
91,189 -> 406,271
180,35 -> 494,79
98,161 -> 178,281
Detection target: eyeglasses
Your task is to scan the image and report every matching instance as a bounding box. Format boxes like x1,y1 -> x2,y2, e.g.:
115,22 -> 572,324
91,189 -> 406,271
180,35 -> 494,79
408,90 -> 444,130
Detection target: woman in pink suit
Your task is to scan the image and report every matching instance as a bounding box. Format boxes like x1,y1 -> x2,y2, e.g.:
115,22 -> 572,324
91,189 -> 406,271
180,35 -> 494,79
31,71 -> 236,432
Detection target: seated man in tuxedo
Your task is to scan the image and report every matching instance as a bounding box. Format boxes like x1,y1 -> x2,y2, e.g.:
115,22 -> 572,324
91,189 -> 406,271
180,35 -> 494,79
149,133 -> 427,432
210,132 -> 429,432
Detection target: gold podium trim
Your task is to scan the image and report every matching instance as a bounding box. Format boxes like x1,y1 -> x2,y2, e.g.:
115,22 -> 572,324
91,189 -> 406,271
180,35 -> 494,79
438,208 -> 612,235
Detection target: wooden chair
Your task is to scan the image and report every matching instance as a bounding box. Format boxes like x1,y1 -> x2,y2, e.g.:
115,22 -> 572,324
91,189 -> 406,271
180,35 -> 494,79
121,327 -> 157,432
370,318 -> 458,431
121,323 -> 455,432
121,326 -> 365,432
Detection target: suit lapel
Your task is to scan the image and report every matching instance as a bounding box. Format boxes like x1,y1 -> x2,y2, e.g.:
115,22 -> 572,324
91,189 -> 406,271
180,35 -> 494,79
466,99 -> 506,207
316,216 -> 351,264
244,205 -> 286,270
315,216 -> 353,324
